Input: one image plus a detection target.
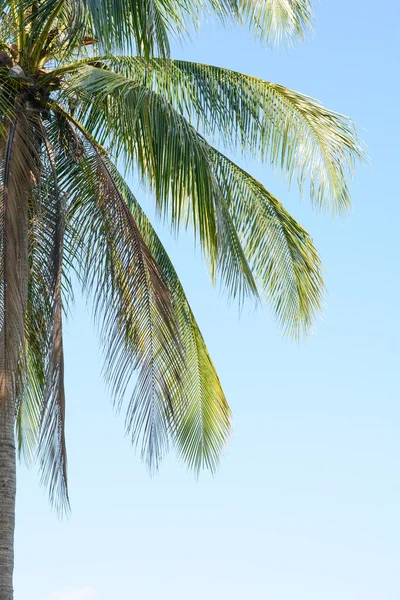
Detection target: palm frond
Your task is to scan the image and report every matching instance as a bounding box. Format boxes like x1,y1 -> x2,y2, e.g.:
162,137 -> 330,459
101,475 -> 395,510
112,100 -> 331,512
65,69 -> 324,333
81,57 -> 364,215
49,113 -> 187,470
0,105 -> 40,413
65,68 -> 261,302
17,174 -> 51,466
106,161 -> 232,472
15,348 -> 42,465
25,0 -> 88,65
35,131 -> 69,513
83,0 -> 172,58
45,109 -> 233,472
48,109 -> 234,471
211,148 -> 323,337
69,69 -> 219,255
11,118 -> 73,512
240,0 -> 313,46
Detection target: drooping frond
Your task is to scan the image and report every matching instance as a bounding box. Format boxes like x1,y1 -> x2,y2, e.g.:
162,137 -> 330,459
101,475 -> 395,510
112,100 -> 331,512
72,57 -> 364,215
63,68 -> 263,303
48,113 -> 186,470
45,108 -> 233,471
211,149 -> 323,337
17,180 -> 51,466
0,105 -> 40,414
15,348 -> 42,465
64,68 -> 324,334
68,69 -> 219,252
106,161 -> 232,472
36,131 -> 69,512
79,156 -> 182,470
40,108 -> 234,472
12,119 -> 72,512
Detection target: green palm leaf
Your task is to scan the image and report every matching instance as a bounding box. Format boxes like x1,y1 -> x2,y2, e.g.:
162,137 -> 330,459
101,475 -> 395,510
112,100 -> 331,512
65,57 -> 364,214
65,65 -> 324,333
210,149 -> 323,336
107,161 -> 231,472
53,117 -> 186,470
240,0 -> 313,46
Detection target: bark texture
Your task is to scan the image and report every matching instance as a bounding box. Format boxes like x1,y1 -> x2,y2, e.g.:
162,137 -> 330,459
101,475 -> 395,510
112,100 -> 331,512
0,399 -> 16,600
0,112 -> 31,600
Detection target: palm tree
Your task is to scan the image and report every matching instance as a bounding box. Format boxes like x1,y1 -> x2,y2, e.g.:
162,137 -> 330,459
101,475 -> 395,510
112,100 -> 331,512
0,0 -> 363,597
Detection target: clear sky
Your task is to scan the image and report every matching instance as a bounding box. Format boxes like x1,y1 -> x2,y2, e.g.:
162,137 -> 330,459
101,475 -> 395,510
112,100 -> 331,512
14,2 -> 400,599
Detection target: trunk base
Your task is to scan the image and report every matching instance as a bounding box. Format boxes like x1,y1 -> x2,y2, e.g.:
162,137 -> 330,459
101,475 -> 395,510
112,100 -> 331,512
0,403 -> 16,600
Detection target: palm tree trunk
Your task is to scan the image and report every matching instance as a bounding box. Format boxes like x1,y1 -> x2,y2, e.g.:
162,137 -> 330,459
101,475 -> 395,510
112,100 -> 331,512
0,392 -> 16,600
0,112 -> 31,600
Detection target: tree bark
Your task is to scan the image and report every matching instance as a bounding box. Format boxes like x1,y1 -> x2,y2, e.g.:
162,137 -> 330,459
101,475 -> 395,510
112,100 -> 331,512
0,395 -> 16,600
0,111 -> 30,600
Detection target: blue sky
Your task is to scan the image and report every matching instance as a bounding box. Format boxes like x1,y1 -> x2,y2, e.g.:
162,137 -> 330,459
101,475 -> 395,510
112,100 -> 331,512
14,2 -> 399,599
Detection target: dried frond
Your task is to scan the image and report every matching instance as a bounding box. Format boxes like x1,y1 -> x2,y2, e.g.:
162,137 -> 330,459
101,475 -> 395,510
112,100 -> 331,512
0,106 -> 41,414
